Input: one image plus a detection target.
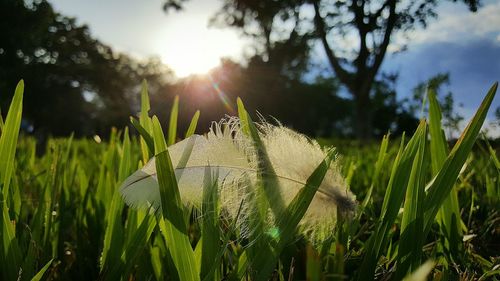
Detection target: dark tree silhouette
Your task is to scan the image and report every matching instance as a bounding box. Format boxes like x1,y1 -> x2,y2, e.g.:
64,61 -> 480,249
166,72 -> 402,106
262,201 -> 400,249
164,0 -> 480,139
0,0 -> 172,137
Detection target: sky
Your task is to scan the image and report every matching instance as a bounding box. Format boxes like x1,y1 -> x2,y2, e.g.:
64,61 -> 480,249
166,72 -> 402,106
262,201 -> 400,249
382,1 -> 500,131
50,0 -> 248,77
48,0 -> 500,135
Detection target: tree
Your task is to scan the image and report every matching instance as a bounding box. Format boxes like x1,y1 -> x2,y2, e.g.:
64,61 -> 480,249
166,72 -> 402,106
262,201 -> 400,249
0,0 -> 173,137
164,0 -> 480,139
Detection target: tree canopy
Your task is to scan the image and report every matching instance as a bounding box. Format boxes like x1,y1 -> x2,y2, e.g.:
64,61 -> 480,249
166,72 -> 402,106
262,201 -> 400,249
0,0 -> 171,137
2,0 -> 475,140
164,0 -> 481,139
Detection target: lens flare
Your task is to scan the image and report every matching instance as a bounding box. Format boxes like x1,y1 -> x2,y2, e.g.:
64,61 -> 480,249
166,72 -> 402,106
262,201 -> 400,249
208,74 -> 234,114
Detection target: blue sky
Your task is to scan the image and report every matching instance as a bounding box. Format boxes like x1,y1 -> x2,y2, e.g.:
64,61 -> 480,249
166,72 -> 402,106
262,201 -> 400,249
49,0 -> 500,134
381,1 -> 500,125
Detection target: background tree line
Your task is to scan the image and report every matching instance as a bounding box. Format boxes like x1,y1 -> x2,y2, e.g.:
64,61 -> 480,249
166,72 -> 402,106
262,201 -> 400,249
0,0 -> 485,141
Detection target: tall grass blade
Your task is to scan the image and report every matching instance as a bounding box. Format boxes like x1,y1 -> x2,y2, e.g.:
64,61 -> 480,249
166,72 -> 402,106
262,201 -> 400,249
168,95 -> 179,145
200,167 -> 221,281
118,127 -> 132,181
428,88 -> 463,258
100,188 -> 125,272
357,121 -> 427,280
236,98 -> 285,279
361,133 -> 390,212
423,83 -> 497,234
236,98 -> 286,219
1,203 -> 21,280
100,130 -> 132,274
185,110 -> 200,138
394,123 -> 427,279
30,259 -> 53,281
0,80 -> 24,281
139,80 -> 153,163
152,116 -> 199,281
0,80 -> 24,199
236,98 -> 250,136
130,117 -> 154,155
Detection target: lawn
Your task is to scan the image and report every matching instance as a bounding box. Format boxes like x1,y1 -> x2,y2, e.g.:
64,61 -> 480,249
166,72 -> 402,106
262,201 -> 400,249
0,80 -> 498,280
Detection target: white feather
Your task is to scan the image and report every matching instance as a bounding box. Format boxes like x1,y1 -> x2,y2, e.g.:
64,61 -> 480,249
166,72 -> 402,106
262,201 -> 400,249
120,117 -> 356,239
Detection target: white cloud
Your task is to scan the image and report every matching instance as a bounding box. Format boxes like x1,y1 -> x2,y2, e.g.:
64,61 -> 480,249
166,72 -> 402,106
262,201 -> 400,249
388,1 -> 500,64
406,2 -> 500,45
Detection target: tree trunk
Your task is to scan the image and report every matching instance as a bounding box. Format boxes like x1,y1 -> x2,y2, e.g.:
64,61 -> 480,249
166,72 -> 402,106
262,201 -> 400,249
353,87 -> 372,140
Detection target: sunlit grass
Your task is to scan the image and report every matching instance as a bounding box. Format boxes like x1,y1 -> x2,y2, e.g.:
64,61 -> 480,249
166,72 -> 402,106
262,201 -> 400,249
0,80 -> 498,280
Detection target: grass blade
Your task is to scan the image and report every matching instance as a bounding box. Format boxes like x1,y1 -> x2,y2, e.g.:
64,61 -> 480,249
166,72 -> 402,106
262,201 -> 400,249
428,88 -> 463,258
200,167 -> 221,281
403,260 -> 435,281
100,189 -> 125,272
130,117 -> 154,155
139,80 -> 153,163
0,80 -> 24,199
1,203 -> 21,280
394,123 -> 427,279
236,98 -> 286,219
251,148 -> 337,280
423,83 -> 497,234
360,133 -> 390,212
357,121 -> 427,280
0,80 -> 24,281
185,110 -> 200,138
237,98 -> 338,280
152,116 -> 199,281
30,259 -> 53,281
168,95 -> 179,145
236,98 -> 250,136
106,213 -> 156,279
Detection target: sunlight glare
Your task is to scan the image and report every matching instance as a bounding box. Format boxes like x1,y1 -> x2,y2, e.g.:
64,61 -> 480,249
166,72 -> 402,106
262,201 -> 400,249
155,20 -> 244,78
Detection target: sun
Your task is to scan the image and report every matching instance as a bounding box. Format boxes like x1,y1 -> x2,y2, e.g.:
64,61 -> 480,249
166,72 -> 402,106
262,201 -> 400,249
155,21 -> 244,78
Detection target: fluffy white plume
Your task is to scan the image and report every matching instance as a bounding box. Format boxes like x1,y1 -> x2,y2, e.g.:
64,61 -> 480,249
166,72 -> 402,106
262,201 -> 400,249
120,117 -> 356,239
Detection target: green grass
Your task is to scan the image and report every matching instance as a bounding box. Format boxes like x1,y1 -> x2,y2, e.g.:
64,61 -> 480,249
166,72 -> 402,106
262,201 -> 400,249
0,80 -> 498,280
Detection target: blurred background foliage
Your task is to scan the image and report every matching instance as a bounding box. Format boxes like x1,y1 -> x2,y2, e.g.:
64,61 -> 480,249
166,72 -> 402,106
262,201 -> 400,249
0,0 -> 496,143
